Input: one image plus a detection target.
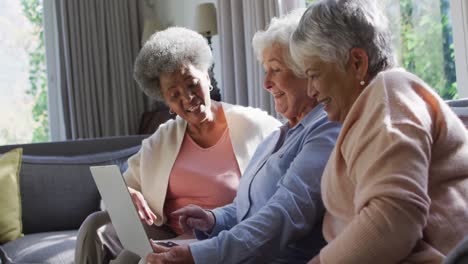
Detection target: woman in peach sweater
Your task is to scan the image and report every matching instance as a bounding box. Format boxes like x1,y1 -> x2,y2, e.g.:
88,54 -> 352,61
290,0 -> 468,263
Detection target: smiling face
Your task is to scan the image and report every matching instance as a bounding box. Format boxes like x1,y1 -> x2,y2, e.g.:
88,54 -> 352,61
262,44 -> 315,126
304,55 -> 364,123
159,64 -> 213,125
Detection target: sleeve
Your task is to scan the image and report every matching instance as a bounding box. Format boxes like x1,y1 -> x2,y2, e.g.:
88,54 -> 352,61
123,147 -> 142,191
194,199 -> 238,240
189,122 -> 339,264
320,123 -> 432,264
256,110 -> 282,139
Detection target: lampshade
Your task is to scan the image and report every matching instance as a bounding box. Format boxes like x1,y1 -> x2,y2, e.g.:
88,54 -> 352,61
141,18 -> 162,45
195,3 -> 218,37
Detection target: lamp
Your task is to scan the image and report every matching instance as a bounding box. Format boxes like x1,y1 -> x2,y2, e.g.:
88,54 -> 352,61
195,3 -> 221,101
141,0 -> 162,45
141,18 -> 162,45
195,3 -> 218,49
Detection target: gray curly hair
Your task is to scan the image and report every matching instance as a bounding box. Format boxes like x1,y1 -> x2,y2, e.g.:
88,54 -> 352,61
134,27 -> 213,100
290,0 -> 396,78
252,8 -> 306,77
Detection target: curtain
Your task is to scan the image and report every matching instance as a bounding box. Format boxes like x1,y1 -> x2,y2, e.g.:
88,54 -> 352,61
217,0 -> 304,118
49,0 -> 149,139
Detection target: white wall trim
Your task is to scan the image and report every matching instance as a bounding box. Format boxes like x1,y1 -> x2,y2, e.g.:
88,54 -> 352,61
43,0 -> 66,141
451,0 -> 468,98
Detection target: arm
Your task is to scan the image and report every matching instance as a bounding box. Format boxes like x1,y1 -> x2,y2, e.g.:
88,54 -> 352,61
190,122 -> 339,263
123,146 -> 143,191
170,200 -> 238,240
320,123 -> 432,263
195,199 -> 238,239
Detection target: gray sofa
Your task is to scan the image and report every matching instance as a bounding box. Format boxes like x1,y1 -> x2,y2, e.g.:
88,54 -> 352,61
0,99 -> 466,264
0,135 -> 147,264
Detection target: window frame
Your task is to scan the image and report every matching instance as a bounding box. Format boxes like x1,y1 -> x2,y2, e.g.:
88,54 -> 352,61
43,0 -> 66,141
451,0 -> 468,98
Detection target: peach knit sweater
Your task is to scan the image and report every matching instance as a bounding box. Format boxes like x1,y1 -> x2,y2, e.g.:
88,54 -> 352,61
320,68 -> 468,263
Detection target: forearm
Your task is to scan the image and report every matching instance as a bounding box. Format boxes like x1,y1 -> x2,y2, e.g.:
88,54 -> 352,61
194,201 -> 237,240
321,198 -> 426,264
191,186 -> 323,263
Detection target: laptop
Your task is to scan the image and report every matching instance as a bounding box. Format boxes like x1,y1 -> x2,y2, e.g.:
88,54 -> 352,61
90,165 -> 153,258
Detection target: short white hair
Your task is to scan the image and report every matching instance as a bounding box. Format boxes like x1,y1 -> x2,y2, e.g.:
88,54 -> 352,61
134,27 -> 212,100
252,8 -> 306,77
290,0 -> 396,78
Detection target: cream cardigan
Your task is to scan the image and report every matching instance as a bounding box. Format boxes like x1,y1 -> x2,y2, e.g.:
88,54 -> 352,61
320,69 -> 468,263
123,102 -> 280,226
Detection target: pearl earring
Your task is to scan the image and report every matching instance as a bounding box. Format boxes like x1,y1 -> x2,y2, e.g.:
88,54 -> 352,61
360,80 -> 365,86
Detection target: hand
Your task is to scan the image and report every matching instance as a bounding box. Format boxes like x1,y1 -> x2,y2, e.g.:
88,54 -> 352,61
307,255 -> 321,264
171,204 -> 215,234
128,187 -> 157,225
146,244 -> 194,264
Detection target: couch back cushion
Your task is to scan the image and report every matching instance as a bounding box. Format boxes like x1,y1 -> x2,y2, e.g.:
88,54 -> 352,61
20,145 -> 140,234
448,99 -> 468,128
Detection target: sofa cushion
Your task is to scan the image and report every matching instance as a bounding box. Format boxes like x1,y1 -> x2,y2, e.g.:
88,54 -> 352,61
451,106 -> 468,128
0,148 -> 23,244
0,230 -> 76,264
20,145 -> 140,234
447,99 -> 468,128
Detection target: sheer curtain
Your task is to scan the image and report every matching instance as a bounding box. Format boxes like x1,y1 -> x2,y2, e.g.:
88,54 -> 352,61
44,0 -> 150,140
217,0 -> 304,117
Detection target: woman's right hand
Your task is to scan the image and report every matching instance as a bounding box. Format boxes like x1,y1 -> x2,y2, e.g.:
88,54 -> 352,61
128,187 -> 157,225
171,204 -> 215,234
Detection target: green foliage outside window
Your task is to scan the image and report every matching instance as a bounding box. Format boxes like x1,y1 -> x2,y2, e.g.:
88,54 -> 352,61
306,0 -> 457,100
21,0 -> 49,142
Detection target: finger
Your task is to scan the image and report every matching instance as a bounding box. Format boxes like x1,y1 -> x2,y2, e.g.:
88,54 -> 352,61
149,210 -> 158,223
171,204 -> 205,218
137,200 -> 153,225
178,215 -> 192,233
146,252 -> 164,264
151,242 -> 172,253
187,217 -> 210,231
137,209 -> 146,220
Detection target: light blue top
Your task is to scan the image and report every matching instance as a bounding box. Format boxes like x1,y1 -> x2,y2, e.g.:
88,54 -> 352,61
189,105 -> 341,264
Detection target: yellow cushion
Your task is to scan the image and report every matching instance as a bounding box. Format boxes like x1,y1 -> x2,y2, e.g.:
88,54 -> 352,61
0,148 -> 23,243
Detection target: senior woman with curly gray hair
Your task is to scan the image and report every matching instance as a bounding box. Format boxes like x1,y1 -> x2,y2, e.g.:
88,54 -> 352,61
74,27 -> 280,264
289,0 -> 468,263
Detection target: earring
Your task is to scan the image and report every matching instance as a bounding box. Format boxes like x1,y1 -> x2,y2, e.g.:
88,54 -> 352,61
209,85 -> 213,91
169,109 -> 175,115
360,80 -> 365,86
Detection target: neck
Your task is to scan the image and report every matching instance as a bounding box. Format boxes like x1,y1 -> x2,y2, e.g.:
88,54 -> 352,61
288,103 -> 315,127
187,101 -> 223,135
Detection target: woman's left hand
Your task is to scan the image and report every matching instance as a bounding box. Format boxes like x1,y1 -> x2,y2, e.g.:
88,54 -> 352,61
146,243 -> 195,264
307,255 -> 320,264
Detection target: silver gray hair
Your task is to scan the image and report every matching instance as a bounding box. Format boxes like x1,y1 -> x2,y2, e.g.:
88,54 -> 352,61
134,27 -> 212,100
290,0 -> 396,78
252,8 -> 306,77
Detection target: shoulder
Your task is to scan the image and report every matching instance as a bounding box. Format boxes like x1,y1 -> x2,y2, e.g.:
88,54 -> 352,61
223,102 -> 277,120
142,117 -> 186,148
303,108 -> 341,143
222,102 -> 281,131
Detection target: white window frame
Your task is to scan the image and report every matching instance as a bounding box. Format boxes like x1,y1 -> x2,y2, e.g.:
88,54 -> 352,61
451,0 -> 468,98
43,0 -> 66,141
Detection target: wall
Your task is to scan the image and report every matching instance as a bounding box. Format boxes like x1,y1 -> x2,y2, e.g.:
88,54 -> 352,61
142,0 -> 223,91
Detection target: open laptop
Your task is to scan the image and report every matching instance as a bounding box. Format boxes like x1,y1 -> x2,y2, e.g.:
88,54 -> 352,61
90,165 -> 197,258
90,165 -> 154,258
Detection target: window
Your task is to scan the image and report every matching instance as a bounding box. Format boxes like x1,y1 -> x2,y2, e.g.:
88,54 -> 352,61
0,0 -> 48,145
305,0 -> 460,100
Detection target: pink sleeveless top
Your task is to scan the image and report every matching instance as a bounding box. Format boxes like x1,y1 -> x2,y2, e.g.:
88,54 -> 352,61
164,128 -> 241,234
